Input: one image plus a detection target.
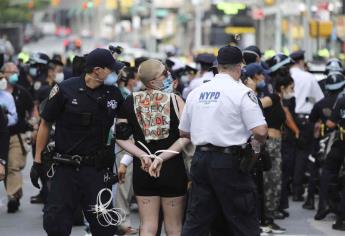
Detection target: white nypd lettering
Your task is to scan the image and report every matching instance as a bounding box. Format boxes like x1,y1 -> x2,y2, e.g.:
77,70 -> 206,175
107,100 -> 117,110
199,91 -> 220,104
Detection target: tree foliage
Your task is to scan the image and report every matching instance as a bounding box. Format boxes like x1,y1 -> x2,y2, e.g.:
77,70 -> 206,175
0,0 -> 50,23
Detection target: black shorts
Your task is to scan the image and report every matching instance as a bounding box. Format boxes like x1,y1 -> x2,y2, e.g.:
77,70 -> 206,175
133,154 -> 188,197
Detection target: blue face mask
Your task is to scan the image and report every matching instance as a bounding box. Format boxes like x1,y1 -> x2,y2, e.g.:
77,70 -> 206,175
161,74 -> 174,93
257,79 -> 266,90
29,67 -> 37,77
104,72 -> 118,86
8,73 -> 19,85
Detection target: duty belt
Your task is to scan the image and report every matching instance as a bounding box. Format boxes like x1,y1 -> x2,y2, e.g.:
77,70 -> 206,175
196,144 -> 243,155
53,153 -> 96,167
296,113 -> 310,120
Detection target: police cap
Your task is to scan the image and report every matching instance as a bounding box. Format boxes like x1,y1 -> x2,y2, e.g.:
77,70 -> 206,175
243,45 -> 262,64
195,53 -> 216,65
267,53 -> 294,73
325,73 -> 345,91
30,52 -> 50,65
289,50 -> 305,62
86,48 -> 123,72
217,46 -> 243,65
325,58 -> 344,75
243,63 -> 263,78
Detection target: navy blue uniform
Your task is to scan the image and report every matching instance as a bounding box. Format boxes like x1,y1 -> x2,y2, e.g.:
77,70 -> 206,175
41,76 -> 123,236
305,93 -> 339,205
317,96 -> 345,220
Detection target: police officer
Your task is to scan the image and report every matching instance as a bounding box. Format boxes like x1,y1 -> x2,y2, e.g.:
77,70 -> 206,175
289,50 -> 324,201
320,86 -> 345,231
180,45 -> 268,236
30,48 -> 124,236
325,58 -> 344,76
182,53 -> 215,99
27,53 -> 50,97
243,45 -> 262,65
304,73 -> 345,211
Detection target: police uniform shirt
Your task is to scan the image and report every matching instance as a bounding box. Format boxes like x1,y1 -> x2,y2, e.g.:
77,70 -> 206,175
330,96 -> 345,127
41,76 -> 124,155
290,67 -> 324,114
179,73 -> 266,147
309,93 -> 338,124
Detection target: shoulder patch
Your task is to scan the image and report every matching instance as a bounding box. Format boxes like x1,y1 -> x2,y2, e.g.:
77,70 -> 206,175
33,81 -> 42,91
49,85 -> 59,100
247,91 -> 258,104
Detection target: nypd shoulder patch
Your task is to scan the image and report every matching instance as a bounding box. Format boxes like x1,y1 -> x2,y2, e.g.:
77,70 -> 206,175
49,85 -> 59,100
247,91 -> 258,104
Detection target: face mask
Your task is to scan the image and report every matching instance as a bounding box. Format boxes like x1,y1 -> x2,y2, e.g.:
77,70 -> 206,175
181,75 -> 189,84
256,79 -> 266,90
161,74 -> 174,93
29,67 -> 37,77
8,73 -> 19,85
104,72 -> 118,86
283,91 -> 294,99
0,78 -> 8,90
120,87 -> 131,98
54,73 -> 64,84
133,80 -> 142,92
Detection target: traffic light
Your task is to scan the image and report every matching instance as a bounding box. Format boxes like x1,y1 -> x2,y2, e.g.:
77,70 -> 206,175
82,1 -> 94,10
87,1 -> 94,8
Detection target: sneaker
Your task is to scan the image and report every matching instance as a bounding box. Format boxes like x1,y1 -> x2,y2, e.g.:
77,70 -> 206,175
260,225 -> 272,234
268,222 -> 286,234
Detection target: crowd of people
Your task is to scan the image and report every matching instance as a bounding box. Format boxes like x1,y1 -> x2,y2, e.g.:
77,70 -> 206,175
0,41 -> 344,236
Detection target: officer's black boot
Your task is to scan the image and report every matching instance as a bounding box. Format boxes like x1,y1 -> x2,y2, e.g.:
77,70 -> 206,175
332,216 -> 345,231
30,192 -> 44,204
314,205 -> 331,220
302,195 -> 315,210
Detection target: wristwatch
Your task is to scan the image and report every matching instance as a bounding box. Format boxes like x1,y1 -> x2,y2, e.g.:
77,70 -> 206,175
0,158 -> 6,166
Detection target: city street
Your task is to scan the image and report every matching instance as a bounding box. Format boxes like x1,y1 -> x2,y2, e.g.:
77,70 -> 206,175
0,151 -> 343,236
0,0 -> 344,233
0,35 -> 342,236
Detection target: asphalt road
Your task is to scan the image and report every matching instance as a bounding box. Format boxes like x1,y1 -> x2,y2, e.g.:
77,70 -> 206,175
0,152 -> 343,236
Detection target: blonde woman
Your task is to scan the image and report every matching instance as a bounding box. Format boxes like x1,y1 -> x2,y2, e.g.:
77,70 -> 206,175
116,59 -> 189,236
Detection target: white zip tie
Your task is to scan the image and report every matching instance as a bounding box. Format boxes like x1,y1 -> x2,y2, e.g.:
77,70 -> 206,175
137,141 -> 179,163
89,188 -> 126,227
47,163 -> 56,178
